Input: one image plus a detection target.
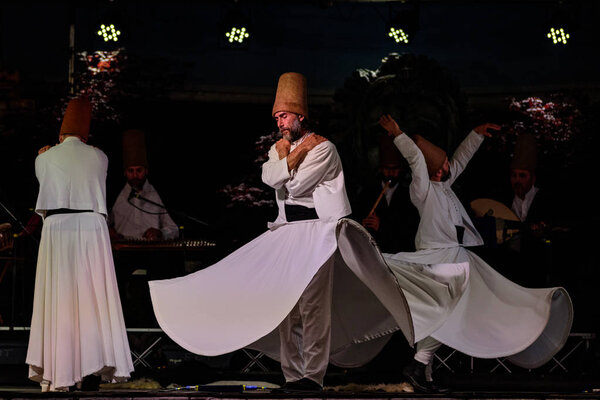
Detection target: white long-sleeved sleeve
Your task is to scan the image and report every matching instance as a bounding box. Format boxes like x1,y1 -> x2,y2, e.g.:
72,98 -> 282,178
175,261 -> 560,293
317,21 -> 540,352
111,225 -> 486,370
261,144 -> 291,190
285,141 -> 340,200
393,134 -> 430,208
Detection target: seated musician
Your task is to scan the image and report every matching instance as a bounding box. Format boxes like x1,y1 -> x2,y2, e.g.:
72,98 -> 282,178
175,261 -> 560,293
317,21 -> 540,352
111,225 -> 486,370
108,129 -> 179,241
503,133 -> 557,285
108,129 -> 180,326
474,133 -> 557,287
359,134 -> 419,254
506,134 -> 551,236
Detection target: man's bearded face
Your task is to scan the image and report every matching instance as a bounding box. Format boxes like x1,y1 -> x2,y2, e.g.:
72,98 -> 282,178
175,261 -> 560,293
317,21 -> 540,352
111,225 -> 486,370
281,118 -> 303,142
275,111 -> 304,142
379,165 -> 401,186
511,168 -> 535,199
125,165 -> 148,190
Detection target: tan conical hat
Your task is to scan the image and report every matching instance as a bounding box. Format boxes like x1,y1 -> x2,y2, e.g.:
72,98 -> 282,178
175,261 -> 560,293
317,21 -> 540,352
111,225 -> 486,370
272,72 -> 308,117
60,96 -> 91,140
122,129 -> 148,169
510,133 -> 537,171
413,134 -> 447,177
379,134 -> 402,167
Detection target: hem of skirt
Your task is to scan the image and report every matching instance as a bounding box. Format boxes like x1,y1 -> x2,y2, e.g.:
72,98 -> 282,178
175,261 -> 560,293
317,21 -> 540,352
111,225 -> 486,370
28,363 -> 132,390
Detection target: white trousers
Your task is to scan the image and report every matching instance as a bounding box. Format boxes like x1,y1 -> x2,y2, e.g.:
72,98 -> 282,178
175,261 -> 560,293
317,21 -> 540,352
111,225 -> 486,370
278,256 -> 334,386
414,336 -> 442,365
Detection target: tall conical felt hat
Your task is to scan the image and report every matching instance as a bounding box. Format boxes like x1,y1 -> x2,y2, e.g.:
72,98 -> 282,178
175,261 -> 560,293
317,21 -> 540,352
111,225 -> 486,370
60,96 -> 91,140
122,129 -> 148,169
379,134 -> 403,167
272,72 -> 308,117
413,134 -> 447,177
510,133 -> 537,171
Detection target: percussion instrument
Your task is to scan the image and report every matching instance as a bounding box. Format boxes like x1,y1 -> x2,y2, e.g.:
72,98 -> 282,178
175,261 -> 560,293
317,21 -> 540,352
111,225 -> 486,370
470,198 -> 519,221
470,198 -> 520,244
111,238 -> 216,252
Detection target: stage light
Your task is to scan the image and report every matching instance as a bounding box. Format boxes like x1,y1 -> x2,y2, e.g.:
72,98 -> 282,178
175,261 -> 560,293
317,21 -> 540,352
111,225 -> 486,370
97,24 -> 121,42
225,26 -> 250,44
547,27 -> 570,45
220,9 -> 252,48
545,3 -> 579,46
386,4 -> 419,45
388,27 -> 409,44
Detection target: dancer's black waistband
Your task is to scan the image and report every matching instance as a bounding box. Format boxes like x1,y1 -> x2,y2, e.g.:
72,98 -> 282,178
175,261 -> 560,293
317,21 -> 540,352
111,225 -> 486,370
455,225 -> 465,245
285,204 -> 319,222
46,208 -> 93,217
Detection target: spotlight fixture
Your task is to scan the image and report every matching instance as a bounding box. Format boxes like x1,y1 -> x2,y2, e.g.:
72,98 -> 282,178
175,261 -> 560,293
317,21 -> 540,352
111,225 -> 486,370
547,27 -> 570,45
221,9 -> 252,48
97,23 -> 121,42
386,4 -> 419,45
545,3 -> 579,46
388,27 -> 409,44
225,26 -> 250,44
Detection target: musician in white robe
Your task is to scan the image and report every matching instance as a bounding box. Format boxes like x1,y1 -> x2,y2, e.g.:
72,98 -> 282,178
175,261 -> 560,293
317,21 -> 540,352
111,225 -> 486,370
108,129 -> 179,241
26,97 -> 133,392
378,114 -> 573,393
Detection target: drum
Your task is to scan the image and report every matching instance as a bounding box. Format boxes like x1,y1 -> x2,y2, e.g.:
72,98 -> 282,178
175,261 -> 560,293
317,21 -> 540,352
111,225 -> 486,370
470,198 -> 520,244
0,222 -> 13,252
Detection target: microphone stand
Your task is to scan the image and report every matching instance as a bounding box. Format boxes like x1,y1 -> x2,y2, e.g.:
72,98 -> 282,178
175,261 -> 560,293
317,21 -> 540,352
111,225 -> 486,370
0,197 -> 37,329
0,199 -> 39,245
131,192 -> 210,228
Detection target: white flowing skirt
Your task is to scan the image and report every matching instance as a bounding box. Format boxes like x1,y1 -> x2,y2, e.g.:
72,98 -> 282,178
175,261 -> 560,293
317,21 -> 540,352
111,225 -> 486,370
384,246 -> 573,368
26,213 -> 134,390
149,218 -> 572,371
149,219 -> 414,364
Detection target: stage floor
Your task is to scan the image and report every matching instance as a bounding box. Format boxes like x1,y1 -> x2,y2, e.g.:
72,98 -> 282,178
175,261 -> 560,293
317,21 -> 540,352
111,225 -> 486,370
2,372 -> 600,400
2,331 -> 599,400
1,386 -> 600,400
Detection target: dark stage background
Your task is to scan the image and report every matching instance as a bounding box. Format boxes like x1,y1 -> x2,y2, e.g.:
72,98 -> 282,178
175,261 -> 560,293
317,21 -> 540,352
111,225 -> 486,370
0,0 -> 599,387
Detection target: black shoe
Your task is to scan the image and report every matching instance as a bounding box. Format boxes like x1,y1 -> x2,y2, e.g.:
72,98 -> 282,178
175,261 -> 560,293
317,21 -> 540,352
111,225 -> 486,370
276,378 -> 323,393
80,374 -> 101,391
402,359 -> 441,394
428,380 -> 450,394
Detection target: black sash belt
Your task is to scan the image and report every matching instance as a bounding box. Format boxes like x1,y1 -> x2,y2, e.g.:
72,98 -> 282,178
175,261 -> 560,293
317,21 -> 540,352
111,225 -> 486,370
285,204 -> 319,222
455,225 -> 465,245
46,208 -> 93,217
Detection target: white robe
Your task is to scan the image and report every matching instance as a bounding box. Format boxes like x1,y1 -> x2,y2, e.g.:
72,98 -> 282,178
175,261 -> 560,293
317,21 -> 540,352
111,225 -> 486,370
149,218 -> 414,362
148,137 -> 415,366
383,132 -> 573,368
261,136 -> 352,225
27,137 -> 133,390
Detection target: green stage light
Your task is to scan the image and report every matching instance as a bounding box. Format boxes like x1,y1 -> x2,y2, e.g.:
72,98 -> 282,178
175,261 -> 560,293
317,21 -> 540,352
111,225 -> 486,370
547,27 -> 570,45
386,4 -> 419,45
225,26 -> 250,44
388,27 -> 409,44
97,24 -> 121,42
